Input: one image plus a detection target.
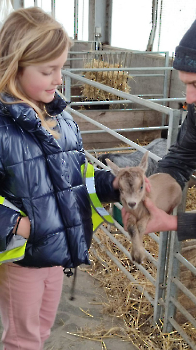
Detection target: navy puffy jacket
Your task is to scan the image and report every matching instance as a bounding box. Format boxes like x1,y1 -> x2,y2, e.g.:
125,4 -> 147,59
0,93 -> 119,268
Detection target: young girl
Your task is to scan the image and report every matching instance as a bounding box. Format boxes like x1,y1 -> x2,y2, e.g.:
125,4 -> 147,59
0,7 -> 119,350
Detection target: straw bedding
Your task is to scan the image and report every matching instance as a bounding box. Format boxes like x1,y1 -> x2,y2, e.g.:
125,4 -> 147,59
76,185 -> 196,349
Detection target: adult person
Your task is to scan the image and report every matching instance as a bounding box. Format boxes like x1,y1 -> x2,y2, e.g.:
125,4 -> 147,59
0,7 -> 120,350
122,19 -> 196,242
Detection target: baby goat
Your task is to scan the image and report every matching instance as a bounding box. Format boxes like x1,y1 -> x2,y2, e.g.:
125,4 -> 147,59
106,152 -> 182,264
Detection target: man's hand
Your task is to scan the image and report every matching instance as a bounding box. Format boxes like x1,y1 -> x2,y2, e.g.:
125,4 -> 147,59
145,176 -> 151,193
121,177 -> 178,234
143,197 -> 178,234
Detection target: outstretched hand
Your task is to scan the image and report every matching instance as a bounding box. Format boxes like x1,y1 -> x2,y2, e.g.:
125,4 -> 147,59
143,197 -> 177,234
145,176 -> 151,193
121,176 -> 178,234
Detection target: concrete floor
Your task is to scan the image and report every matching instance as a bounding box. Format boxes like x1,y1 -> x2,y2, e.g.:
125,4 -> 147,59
0,267 -> 137,350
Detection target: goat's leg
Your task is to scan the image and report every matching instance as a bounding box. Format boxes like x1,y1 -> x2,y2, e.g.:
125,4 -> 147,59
127,215 -> 146,264
134,215 -> 151,263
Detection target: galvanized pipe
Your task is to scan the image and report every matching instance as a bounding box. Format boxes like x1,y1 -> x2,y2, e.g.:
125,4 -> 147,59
63,71 -> 174,114
68,107 -> 161,161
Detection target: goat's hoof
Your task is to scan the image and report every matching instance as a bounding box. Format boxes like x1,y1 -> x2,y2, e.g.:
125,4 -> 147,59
131,251 -> 145,265
132,255 -> 142,264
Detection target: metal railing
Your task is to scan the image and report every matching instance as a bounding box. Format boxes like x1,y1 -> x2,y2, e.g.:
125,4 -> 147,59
66,49 -> 171,112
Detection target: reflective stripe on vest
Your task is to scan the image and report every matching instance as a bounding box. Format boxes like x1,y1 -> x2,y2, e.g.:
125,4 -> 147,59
81,161 -> 114,232
0,196 -> 27,265
0,196 -> 26,217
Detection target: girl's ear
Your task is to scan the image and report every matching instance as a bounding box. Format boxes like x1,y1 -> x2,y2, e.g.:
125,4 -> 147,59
105,158 -> 120,176
139,151 -> 148,173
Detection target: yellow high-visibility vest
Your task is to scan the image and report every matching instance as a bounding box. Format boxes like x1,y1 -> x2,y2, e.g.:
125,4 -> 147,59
81,161 -> 114,232
0,196 -> 27,265
0,162 -> 114,264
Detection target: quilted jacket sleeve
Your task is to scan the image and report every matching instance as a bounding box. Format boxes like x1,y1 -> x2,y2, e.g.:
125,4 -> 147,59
156,104 -> 196,189
0,158 -> 20,252
156,104 -> 196,241
94,168 -> 120,203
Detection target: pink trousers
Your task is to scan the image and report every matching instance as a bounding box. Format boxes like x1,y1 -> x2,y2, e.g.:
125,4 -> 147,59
0,263 -> 64,350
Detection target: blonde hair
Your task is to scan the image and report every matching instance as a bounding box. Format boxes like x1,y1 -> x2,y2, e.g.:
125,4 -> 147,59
0,7 -> 72,137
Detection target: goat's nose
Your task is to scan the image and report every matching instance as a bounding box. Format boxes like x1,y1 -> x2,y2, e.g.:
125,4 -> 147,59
128,202 -> 136,209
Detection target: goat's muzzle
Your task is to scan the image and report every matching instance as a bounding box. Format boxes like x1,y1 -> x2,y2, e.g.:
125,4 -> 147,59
128,202 -> 136,209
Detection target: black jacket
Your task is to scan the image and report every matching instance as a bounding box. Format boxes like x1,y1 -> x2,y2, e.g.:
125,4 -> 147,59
157,103 -> 196,241
0,93 -> 119,268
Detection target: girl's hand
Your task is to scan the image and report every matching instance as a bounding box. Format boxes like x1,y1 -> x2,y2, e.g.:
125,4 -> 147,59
13,216 -> 31,239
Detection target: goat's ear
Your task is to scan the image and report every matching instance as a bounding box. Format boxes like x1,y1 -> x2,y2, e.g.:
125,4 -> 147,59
105,158 -> 120,176
139,151 -> 149,173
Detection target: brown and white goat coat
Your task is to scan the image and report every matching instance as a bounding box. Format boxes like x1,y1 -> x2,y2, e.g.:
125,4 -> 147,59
106,152 -> 182,264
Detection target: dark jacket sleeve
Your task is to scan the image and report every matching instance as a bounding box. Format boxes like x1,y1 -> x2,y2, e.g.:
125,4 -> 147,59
177,212 -> 196,241
156,104 -> 196,241
94,168 -> 120,203
156,104 -> 196,189
0,159 -> 20,251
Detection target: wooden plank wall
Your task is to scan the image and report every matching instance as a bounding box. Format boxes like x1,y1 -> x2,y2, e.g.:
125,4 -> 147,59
72,109 -> 163,150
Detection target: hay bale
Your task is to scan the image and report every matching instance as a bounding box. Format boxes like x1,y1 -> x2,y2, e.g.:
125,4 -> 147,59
81,59 -> 131,103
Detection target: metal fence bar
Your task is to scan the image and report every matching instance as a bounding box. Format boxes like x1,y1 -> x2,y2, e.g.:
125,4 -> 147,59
171,297 -> 196,328
153,231 -> 169,323
100,225 -> 156,286
175,252 -> 196,276
111,220 -> 158,268
70,97 -> 186,106
163,52 -> 170,104
68,50 -> 170,55
148,232 -> 160,244
169,317 -> 196,350
87,146 -> 136,152
67,66 -> 174,72
172,278 -> 196,305
167,109 -> 182,148
68,107 -> 161,161
63,70 -> 174,114
145,250 -> 158,267
64,76 -> 71,102
80,126 -> 170,135
163,231 -> 180,332
93,232 -> 155,305
84,150 -> 109,170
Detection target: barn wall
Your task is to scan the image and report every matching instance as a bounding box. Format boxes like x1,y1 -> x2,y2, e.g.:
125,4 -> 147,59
72,109 -> 162,149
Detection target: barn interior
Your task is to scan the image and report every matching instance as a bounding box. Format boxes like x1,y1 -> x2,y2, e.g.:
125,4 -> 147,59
1,1 -> 196,350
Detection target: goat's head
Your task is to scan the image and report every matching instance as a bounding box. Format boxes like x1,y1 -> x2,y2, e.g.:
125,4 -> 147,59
106,151 -> 149,211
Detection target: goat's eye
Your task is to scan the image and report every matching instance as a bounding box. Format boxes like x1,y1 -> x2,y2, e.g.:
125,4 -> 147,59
140,185 -> 143,190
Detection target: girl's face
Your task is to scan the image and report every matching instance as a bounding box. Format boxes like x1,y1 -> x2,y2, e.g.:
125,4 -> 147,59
17,48 -> 68,106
